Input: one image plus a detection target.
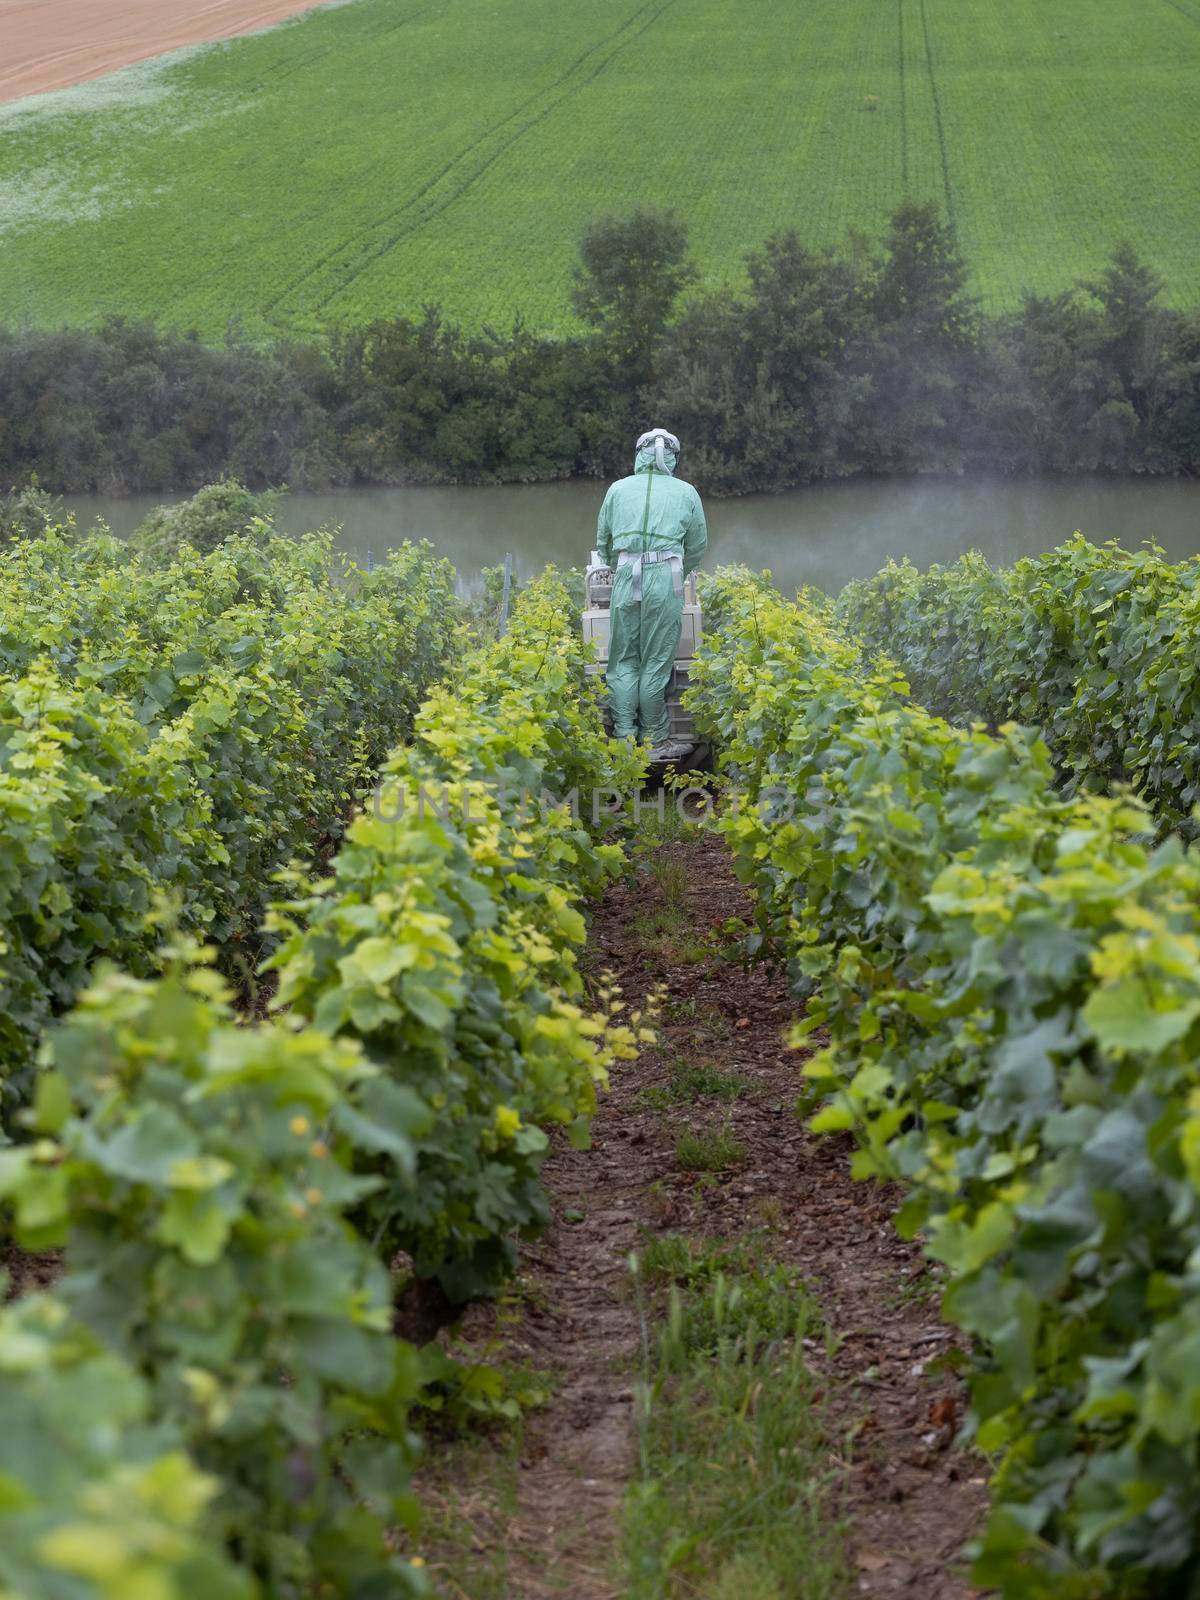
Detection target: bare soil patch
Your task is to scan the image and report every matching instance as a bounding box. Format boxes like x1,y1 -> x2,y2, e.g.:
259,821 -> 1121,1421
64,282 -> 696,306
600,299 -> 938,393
1,1242 -> 59,1299
0,0 -> 328,104
423,829 -> 987,1597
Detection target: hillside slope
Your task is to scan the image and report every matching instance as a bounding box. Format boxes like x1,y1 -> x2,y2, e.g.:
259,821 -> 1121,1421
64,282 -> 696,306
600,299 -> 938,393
1,0 -> 1197,333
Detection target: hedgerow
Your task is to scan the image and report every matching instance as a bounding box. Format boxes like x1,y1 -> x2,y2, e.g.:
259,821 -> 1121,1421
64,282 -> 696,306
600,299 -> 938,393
690,567 -> 1200,1597
837,535 -> 1200,825
0,526 -> 459,1091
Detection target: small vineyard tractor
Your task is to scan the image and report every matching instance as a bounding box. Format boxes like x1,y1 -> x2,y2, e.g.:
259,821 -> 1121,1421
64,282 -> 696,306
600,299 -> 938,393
582,552 -> 712,770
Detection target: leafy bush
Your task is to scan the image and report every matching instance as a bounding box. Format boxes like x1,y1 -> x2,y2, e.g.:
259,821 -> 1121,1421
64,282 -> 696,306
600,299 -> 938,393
0,482 -> 63,547
2,218 -> 1198,497
0,665 -> 208,1097
0,524 -> 458,801
690,568 -> 1200,1598
129,480 -> 284,565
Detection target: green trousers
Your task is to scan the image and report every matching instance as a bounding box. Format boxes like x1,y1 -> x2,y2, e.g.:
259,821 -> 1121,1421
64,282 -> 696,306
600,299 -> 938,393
606,559 -> 683,745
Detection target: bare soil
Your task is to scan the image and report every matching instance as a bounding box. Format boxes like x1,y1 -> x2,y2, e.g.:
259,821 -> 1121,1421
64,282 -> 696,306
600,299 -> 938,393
424,829 -> 988,1598
0,0 -> 328,103
0,1242 -> 59,1299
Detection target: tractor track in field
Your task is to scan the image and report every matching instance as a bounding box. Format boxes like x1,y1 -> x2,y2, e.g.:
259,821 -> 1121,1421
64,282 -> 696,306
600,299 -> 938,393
917,0 -> 956,230
897,0 -> 910,192
249,8 -> 435,93
260,0 -> 682,322
1159,0 -> 1200,25
298,0 -> 683,315
422,829 -> 986,1598
249,41 -> 337,91
259,0 -> 668,318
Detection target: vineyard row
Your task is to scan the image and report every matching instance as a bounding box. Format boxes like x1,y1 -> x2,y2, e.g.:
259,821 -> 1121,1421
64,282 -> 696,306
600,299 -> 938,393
0,527 -> 458,1090
840,535 -> 1200,828
0,563 -> 643,1596
691,567 -> 1200,1598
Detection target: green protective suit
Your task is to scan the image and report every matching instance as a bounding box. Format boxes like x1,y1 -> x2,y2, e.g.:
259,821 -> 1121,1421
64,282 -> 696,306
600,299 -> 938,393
597,445 -> 708,745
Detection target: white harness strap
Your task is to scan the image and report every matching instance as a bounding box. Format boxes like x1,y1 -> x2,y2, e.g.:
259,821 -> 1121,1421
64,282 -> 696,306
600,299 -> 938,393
618,549 -> 684,602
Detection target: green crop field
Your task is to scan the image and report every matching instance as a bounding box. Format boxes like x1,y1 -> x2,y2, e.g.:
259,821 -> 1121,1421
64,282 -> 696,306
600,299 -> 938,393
2,0 -> 1198,336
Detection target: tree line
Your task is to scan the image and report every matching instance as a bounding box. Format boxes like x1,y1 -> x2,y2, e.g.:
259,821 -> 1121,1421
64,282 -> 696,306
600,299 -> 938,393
1,200 -> 1196,496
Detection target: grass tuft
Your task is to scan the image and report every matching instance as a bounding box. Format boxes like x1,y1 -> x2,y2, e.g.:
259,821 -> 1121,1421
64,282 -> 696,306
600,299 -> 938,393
675,1121 -> 746,1173
624,1237 -> 849,1598
638,1056 -> 749,1111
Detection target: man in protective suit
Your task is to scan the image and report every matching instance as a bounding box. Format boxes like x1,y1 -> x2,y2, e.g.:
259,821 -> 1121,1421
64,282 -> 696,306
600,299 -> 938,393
596,428 -> 708,761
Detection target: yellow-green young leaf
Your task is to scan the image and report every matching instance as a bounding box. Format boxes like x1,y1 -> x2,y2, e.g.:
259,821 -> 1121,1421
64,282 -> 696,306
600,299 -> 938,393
16,1166 -> 69,1237
866,1106 -> 908,1144
0,1148 -> 34,1200
534,1014 -> 577,1043
850,1147 -> 887,1179
929,1202 -> 1016,1273
982,1151 -> 1018,1181
38,1525 -> 128,1581
894,1192 -> 930,1240
1084,984 -> 1200,1055
850,1062 -> 893,1101
567,1117 -> 592,1151
811,1101 -> 856,1133
789,1010 -> 826,1043
340,936 -> 416,988
0,1471 -> 36,1512
1181,1112 -> 1200,1191
801,1047 -> 839,1081
31,1072 -> 72,1135
975,1415 -> 1012,1453
551,901 -> 587,944
131,1450 -> 221,1524
166,1156 -> 236,1191
157,1191 -> 231,1265
921,1101 -> 961,1124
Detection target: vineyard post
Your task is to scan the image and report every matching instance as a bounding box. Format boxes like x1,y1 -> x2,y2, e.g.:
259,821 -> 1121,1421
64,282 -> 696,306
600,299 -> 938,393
499,551 -> 514,635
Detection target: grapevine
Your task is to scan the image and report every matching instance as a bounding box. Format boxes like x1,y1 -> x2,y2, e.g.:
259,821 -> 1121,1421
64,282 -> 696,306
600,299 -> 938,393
691,566 -> 1200,1596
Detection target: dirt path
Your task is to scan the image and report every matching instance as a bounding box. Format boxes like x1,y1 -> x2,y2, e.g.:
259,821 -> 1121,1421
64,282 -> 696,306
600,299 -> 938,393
428,828 -> 988,1598
0,0 -> 328,103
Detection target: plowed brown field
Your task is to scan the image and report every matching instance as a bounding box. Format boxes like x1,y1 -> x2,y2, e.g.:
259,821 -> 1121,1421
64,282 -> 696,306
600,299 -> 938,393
0,0 -> 326,103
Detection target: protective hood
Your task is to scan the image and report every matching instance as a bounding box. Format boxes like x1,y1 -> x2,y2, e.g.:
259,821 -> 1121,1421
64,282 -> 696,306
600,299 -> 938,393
635,427 -> 680,475
635,444 -> 678,475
